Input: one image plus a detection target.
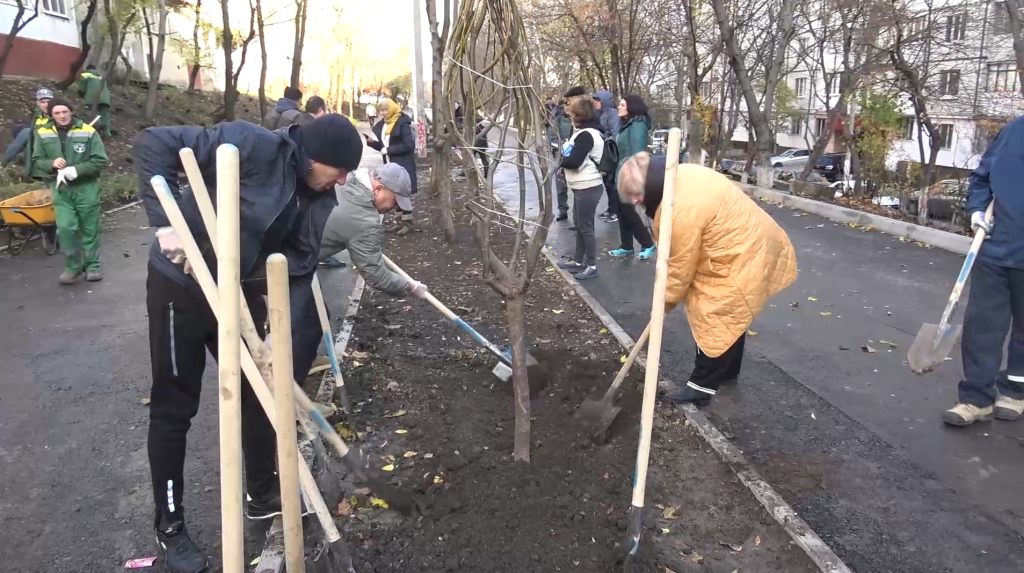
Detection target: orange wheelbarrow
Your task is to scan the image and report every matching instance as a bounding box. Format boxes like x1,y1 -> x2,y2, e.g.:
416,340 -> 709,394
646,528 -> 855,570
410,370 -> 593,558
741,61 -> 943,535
0,188 -> 59,255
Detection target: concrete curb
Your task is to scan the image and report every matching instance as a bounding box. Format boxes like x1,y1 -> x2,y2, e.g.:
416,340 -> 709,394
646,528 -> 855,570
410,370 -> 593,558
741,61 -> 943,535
536,245 -> 852,573
0,199 -> 143,254
739,183 -> 972,255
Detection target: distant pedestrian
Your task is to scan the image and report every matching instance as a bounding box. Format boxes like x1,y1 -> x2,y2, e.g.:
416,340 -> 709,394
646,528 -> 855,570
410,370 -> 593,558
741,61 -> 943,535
77,66 -> 113,136
618,153 -> 798,406
557,97 -> 606,281
262,86 -> 311,129
473,112 -> 490,178
563,85 -> 587,104
31,99 -> 108,284
609,95 -> 656,261
548,97 -> 574,222
305,95 -> 327,120
365,98 -> 418,235
593,90 -> 620,222
366,101 -> 377,125
942,116 -> 1024,426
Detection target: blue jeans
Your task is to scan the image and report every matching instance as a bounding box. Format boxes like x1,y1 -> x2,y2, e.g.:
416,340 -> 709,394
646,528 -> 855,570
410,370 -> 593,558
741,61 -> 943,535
958,260 -> 1024,407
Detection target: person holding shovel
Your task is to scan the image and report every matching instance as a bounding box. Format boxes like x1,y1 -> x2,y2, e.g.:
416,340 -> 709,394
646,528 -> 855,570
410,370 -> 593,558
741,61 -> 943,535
942,116 -> 1024,426
132,114 -> 362,573
31,99 -> 108,284
617,152 -> 798,406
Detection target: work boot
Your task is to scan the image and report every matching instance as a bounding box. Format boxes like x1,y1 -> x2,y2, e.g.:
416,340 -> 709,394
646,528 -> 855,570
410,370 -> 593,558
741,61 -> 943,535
941,403 -> 994,426
59,269 -> 82,285
156,518 -> 208,573
661,383 -> 714,407
396,214 -> 415,236
85,269 -> 104,282
994,396 -> 1024,421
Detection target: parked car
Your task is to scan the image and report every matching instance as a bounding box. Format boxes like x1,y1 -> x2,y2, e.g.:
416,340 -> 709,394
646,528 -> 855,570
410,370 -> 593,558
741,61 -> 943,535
813,153 -> 847,183
769,148 -> 812,169
830,178 -> 901,207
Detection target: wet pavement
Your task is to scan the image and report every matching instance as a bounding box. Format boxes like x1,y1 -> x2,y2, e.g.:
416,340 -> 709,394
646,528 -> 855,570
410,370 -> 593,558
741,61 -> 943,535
489,152 -> 1024,572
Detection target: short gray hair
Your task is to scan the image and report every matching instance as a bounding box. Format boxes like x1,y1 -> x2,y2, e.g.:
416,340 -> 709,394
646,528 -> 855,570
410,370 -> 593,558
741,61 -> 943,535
617,151 -> 651,202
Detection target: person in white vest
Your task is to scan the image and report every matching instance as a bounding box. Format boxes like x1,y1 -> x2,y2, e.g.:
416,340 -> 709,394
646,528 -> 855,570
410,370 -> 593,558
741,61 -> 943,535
556,97 -> 605,280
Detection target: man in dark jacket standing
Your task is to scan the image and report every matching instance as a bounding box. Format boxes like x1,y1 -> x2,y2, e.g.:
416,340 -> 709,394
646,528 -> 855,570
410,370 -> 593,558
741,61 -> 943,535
262,86 -> 312,130
132,114 -> 362,573
942,115 -> 1024,427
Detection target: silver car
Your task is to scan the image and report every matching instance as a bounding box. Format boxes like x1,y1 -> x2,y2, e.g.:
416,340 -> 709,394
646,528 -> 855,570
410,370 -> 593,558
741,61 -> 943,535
770,148 -> 812,169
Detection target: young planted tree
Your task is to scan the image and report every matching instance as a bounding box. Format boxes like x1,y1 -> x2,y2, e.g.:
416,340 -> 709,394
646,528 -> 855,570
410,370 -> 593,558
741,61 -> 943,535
447,0 -> 554,462
143,0 -> 169,118
0,0 -> 41,80
425,0 -> 456,242
289,0 -> 308,87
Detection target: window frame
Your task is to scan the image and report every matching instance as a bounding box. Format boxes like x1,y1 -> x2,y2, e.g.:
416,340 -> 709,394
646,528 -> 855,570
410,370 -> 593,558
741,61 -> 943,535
936,124 -> 954,150
795,77 -> 808,97
938,69 -> 961,96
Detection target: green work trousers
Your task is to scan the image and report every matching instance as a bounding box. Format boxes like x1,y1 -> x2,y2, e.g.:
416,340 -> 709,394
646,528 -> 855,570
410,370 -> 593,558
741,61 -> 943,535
97,104 -> 112,136
55,186 -> 102,273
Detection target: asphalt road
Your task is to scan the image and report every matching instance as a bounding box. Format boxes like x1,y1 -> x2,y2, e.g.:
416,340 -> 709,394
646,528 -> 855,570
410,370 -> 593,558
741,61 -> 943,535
489,154 -> 1024,572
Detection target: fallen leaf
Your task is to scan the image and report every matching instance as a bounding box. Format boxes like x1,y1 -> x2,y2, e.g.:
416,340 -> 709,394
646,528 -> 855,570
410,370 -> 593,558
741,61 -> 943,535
660,528 -> 671,534
139,396 -> 151,405
395,429 -> 409,434
334,498 -> 354,516
369,497 -> 389,509
807,296 -> 818,301
820,312 -> 832,316
381,464 -> 395,472
689,553 -> 704,564
347,350 -> 370,360
336,424 -> 355,441
433,475 -> 444,484
403,451 -> 418,458
755,535 -> 762,546
352,361 -> 362,367
423,453 -> 434,459
552,309 -> 564,314
620,355 -> 627,363
862,345 -> 877,353
664,567 -> 677,573
662,505 -> 681,520
403,305 -> 413,312
384,410 -> 407,418
354,487 -> 371,495
250,556 -> 261,566
747,329 -> 757,336
720,541 -> 743,552
599,327 -> 609,334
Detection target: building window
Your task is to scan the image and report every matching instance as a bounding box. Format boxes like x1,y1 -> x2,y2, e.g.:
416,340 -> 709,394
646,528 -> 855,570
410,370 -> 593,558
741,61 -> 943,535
908,16 -> 928,38
815,117 -> 827,137
938,70 -> 960,96
798,37 -> 808,53
945,13 -> 967,41
987,62 -> 1018,92
936,124 -> 954,149
795,77 -> 808,97
41,0 -> 69,17
898,117 -> 915,140
700,81 -> 712,100
789,118 -> 803,136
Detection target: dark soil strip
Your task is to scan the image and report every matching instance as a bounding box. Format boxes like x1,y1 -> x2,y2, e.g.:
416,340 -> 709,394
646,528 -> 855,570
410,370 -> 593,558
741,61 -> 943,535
331,172 -> 819,573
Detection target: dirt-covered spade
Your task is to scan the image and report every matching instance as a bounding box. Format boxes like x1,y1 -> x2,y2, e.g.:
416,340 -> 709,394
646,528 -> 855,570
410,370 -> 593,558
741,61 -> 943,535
577,323 -> 649,442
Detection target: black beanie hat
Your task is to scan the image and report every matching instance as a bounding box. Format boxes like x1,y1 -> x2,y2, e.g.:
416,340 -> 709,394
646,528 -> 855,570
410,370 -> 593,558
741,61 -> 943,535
564,86 -> 586,98
284,86 -> 303,101
299,114 -> 363,170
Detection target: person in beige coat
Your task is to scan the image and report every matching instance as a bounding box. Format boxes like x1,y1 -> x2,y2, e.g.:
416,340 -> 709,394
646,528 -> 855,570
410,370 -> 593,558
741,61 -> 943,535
617,152 -> 799,405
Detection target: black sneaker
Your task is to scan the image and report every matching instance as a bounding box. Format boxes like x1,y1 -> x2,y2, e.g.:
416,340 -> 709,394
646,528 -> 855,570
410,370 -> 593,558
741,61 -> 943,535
598,211 -> 610,220
556,213 -> 568,222
606,214 -> 619,223
245,491 -> 311,521
557,259 -> 585,272
661,383 -> 714,407
156,521 -> 208,573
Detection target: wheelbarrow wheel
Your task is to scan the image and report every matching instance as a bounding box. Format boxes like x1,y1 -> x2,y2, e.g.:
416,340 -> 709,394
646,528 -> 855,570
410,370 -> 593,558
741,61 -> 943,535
41,226 -> 58,256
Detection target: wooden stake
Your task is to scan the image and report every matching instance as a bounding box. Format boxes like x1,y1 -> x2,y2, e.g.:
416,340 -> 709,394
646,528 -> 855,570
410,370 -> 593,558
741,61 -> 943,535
268,254 -> 306,573
216,144 -> 244,573
624,128 -> 682,571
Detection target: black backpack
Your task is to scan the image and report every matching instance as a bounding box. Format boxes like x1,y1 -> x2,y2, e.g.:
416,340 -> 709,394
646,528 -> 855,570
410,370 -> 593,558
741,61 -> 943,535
592,132 -> 619,175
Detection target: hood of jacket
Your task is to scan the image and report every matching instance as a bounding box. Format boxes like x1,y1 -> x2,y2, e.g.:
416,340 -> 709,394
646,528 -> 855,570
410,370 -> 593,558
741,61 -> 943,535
594,90 -> 620,136
275,97 -> 300,114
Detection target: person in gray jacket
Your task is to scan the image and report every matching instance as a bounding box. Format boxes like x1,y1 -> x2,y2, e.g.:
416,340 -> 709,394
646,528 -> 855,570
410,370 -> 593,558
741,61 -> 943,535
318,163 -> 428,299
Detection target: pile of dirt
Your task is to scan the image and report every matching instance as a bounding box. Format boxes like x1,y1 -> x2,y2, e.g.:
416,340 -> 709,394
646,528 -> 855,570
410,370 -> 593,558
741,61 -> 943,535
328,166 -> 818,573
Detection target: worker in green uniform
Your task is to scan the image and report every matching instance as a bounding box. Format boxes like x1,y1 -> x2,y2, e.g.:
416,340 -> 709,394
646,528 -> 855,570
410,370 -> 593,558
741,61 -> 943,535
31,99 -> 109,284
78,65 -> 113,136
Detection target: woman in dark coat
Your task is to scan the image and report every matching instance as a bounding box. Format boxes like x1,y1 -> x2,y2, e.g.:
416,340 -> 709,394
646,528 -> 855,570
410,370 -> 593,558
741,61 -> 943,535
609,95 -> 656,260
366,99 -> 418,235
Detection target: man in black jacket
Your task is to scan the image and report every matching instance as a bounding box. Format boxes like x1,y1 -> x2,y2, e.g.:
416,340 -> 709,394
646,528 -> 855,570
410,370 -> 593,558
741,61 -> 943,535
132,114 -> 362,573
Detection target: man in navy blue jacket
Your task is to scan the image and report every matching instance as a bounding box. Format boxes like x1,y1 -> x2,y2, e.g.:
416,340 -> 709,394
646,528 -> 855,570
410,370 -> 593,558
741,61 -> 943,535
943,116 -> 1024,426
133,115 -> 362,572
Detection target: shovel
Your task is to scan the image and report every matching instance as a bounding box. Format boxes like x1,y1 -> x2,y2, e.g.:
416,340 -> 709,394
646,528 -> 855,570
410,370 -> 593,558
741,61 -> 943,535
381,254 -> 541,382
577,323 -> 649,442
908,200 -> 994,374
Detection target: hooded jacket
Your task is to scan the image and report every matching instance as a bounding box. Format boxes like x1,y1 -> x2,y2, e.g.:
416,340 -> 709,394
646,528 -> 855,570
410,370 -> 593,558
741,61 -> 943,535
593,90 -> 620,138
262,98 -> 313,130
651,162 -> 797,357
369,113 -> 418,194
967,115 -> 1024,269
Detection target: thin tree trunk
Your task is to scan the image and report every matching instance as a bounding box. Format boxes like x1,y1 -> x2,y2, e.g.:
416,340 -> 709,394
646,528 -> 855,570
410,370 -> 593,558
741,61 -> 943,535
1005,1 -> 1024,98
0,0 -> 41,79
144,0 -> 168,119
426,0 -> 455,242
289,0 -> 307,88
187,0 -> 202,92
220,0 -> 237,121
505,293 -> 530,462
256,0 -> 268,116
57,0 -> 98,89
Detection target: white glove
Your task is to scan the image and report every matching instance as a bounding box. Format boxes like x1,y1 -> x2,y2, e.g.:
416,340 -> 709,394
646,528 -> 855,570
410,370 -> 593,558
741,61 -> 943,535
407,280 -> 428,298
971,211 -> 993,236
155,227 -> 186,264
63,166 -> 78,181
55,169 -> 66,188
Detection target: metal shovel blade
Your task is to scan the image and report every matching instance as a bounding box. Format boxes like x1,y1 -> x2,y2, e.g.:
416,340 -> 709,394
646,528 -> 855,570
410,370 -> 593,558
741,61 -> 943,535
575,396 -> 622,442
908,322 -> 962,374
491,350 -> 540,382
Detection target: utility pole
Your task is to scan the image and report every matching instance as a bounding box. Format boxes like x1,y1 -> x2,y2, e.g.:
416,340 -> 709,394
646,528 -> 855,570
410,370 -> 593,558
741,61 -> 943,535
411,0 -> 426,123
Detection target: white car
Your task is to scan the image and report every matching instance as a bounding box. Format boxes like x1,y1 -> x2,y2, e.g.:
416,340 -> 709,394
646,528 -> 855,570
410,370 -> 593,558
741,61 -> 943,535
770,148 -> 812,169
829,179 -> 900,207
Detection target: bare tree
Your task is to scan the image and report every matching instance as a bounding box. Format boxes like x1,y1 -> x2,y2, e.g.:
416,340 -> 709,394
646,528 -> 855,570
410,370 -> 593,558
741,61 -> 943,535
255,0 -> 268,115
143,0 -> 169,119
289,0 -> 308,88
219,0 -> 257,121
425,0 -> 456,241
57,0 -> 99,88
0,0 -> 41,79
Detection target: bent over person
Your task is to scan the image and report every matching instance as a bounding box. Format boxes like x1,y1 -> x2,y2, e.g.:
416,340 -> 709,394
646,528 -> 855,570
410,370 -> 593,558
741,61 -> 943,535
31,99 -> 108,284
618,152 -> 798,406
132,114 -> 362,573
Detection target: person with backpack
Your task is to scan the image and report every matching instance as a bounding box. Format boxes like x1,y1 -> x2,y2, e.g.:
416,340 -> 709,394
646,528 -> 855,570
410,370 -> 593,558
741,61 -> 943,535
609,95 -> 656,261
556,97 -> 605,281
262,86 -> 312,130
593,90 -> 621,223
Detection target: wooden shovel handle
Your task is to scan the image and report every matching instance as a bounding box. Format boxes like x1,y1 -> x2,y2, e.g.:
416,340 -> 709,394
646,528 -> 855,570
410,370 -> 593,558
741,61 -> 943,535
604,323 -> 650,400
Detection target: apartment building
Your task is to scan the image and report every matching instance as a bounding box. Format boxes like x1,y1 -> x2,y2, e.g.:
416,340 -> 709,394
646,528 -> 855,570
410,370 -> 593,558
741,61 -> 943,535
0,0 -> 81,79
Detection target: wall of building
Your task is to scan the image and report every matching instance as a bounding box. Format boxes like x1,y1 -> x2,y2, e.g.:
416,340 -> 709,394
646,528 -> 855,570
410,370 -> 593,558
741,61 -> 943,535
0,1 -> 81,79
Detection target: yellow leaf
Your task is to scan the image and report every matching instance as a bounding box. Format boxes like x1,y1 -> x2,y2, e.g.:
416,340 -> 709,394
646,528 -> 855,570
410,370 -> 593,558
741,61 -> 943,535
747,330 -> 757,336
384,410 -> 407,418
336,425 -> 354,441
250,556 -> 261,566
369,497 -> 389,509
660,528 -> 671,534
403,451 -> 418,458
807,296 -> 818,301
599,327 -> 609,334
349,495 -> 359,507
620,355 -> 627,363
394,429 -> 408,434
820,312 -> 832,316
381,464 -> 395,472
662,505 -> 681,519
433,475 -> 444,484
352,361 -> 362,367
552,309 -> 564,314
